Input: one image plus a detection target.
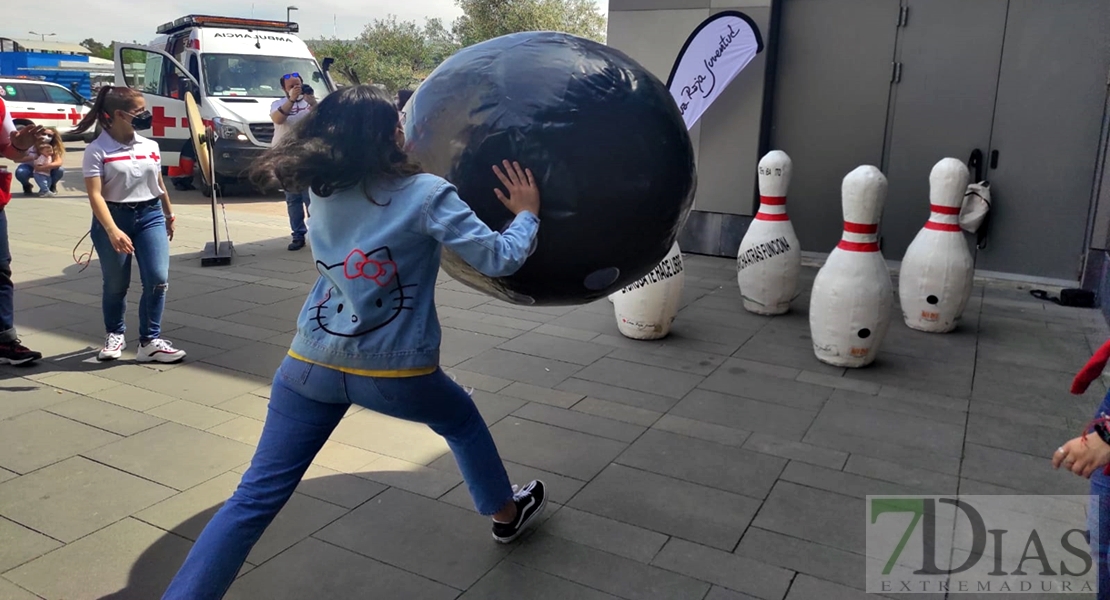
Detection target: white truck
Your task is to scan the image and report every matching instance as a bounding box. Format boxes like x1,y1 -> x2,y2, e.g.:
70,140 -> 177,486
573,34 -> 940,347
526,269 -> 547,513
113,15 -> 336,191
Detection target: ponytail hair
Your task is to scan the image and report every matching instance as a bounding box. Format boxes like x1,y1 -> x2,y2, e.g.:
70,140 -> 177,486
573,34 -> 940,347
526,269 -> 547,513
73,86 -> 142,134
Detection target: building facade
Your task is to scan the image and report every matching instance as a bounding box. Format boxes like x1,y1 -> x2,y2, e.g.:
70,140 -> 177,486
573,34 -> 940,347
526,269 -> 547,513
607,0 -> 1110,297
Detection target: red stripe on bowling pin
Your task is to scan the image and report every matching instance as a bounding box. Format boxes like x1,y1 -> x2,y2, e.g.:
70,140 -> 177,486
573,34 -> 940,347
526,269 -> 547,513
838,221 -> 880,252
925,203 -> 962,232
755,195 -> 789,221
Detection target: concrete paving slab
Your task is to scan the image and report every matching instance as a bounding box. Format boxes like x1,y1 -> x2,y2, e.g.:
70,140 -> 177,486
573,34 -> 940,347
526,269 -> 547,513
652,537 -> 794,600
432,458 -> 586,507
572,397 -> 663,427
460,561 -> 622,600
741,433 -> 849,471
808,396 -> 965,457
617,429 -> 785,500
570,464 -> 760,551
0,578 -> 40,600
0,411 -> 121,474
489,417 -> 628,481
510,532 -> 712,600
574,357 -> 704,400
353,453 -> 464,499
129,363 -> 270,406
753,481 -> 866,555
457,348 -> 582,388
3,518 -> 191,600
498,331 -> 614,366
146,400 -> 238,431
0,456 -> 174,544
0,381 -> 78,421
329,409 -> 450,465
497,381 -> 584,409
314,487 -> 512,589
226,537 -> 458,600
735,527 -> 867,591
41,397 -> 163,436
542,506 -> 669,564
512,402 -> 646,443
82,422 -> 254,491
0,517 -> 62,574
556,378 -> 678,413
670,389 -> 816,440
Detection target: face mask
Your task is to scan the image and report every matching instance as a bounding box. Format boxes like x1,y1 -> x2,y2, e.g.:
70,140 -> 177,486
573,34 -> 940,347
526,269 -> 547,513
129,110 -> 153,131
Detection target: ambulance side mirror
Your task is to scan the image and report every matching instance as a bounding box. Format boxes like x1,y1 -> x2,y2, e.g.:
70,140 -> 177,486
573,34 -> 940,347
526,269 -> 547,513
322,57 -> 335,73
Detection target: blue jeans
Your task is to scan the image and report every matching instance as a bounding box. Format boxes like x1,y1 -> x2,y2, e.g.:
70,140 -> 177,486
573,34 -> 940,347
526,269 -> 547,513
1091,390 -> 1110,599
0,209 -> 15,343
285,190 -> 310,241
15,164 -> 64,191
162,356 -> 513,599
90,200 -> 170,344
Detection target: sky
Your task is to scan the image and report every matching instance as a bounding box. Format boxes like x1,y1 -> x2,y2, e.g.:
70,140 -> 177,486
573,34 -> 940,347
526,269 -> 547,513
3,0 -> 608,45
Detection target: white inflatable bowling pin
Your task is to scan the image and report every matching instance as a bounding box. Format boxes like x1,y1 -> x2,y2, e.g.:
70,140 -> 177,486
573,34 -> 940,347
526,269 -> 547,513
736,150 -> 802,315
898,158 -> 974,333
612,242 -> 684,339
809,166 -> 893,368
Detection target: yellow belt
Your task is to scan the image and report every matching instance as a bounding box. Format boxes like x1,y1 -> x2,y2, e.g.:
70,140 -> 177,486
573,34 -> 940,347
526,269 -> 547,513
286,350 -> 437,378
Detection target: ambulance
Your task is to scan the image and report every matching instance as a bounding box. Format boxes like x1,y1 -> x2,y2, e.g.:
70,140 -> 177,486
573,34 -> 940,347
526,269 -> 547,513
113,15 -> 336,190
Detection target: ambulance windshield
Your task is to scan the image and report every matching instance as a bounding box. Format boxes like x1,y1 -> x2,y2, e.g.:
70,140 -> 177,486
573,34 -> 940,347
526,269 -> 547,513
202,54 -> 326,98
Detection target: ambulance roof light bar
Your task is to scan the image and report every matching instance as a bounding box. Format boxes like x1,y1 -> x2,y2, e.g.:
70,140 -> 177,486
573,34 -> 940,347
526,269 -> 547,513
157,15 -> 300,35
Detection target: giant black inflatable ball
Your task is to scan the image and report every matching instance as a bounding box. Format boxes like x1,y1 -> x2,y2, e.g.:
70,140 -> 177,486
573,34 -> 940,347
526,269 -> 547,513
402,31 -> 696,306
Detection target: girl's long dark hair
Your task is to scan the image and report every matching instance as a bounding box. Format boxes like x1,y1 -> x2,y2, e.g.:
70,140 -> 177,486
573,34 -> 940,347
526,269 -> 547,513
72,86 -> 141,134
249,85 -> 422,201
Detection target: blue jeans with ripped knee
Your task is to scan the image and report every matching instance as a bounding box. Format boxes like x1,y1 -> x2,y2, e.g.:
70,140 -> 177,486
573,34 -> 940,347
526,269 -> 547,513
89,200 -> 169,344
161,355 -> 514,600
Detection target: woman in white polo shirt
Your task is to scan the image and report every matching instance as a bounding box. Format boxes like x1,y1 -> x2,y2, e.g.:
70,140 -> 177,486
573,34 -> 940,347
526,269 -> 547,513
71,87 -> 186,363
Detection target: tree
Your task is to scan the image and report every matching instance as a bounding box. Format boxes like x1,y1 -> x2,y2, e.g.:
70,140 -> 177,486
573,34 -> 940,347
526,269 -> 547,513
79,38 -> 113,60
452,0 -> 607,48
309,16 -> 460,93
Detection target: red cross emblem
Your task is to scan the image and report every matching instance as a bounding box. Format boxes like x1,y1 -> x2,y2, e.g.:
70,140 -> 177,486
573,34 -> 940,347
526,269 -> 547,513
67,108 -> 81,126
151,106 -> 177,137
150,152 -> 160,162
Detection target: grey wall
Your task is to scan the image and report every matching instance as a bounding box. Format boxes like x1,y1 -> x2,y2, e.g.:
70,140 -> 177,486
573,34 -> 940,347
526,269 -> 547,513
607,0 -> 773,256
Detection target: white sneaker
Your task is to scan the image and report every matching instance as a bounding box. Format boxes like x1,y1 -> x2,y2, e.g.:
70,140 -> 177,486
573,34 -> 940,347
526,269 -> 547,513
136,338 -> 186,363
98,333 -> 126,361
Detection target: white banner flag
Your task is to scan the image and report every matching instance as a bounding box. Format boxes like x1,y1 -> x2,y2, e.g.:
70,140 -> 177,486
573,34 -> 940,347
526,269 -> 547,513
665,11 -> 764,130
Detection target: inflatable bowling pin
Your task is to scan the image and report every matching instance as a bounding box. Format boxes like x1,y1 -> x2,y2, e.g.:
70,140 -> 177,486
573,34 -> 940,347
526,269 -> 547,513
809,166 -> 893,368
898,158 -> 974,333
612,242 -> 684,339
736,150 -> 802,315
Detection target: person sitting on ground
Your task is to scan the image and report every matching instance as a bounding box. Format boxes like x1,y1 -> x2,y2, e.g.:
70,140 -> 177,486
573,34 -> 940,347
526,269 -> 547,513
160,85 -> 547,599
15,128 -> 64,196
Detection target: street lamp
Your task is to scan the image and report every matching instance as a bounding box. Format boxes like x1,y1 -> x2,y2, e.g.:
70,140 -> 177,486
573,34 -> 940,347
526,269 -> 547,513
286,6 -> 298,23
28,31 -> 56,42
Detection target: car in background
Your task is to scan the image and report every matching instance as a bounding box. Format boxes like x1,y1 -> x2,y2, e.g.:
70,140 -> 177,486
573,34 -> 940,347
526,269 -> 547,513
0,77 -> 94,142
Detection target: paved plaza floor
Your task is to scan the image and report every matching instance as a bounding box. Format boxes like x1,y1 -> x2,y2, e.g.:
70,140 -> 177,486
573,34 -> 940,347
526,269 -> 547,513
1,151 -> 1109,599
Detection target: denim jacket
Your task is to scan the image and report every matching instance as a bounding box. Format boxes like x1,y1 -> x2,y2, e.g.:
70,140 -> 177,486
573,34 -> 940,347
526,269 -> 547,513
287,173 -> 539,375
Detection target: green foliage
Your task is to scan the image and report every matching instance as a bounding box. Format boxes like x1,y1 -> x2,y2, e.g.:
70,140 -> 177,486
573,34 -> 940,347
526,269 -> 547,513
309,16 -> 459,94
308,0 -> 606,93
452,0 -> 607,48
79,38 -> 113,60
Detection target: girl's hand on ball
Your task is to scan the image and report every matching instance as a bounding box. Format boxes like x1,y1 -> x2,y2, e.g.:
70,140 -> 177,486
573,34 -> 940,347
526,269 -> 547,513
493,160 -> 540,217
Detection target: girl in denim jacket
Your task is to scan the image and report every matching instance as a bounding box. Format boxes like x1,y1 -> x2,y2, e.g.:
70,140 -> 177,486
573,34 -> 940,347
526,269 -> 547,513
163,85 -> 546,599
